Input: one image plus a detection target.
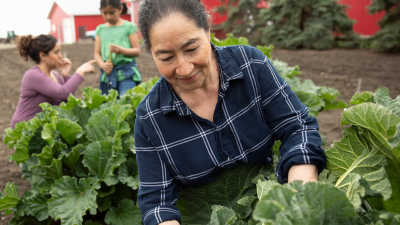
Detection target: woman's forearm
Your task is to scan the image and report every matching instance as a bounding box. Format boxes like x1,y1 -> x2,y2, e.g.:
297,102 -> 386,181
288,164 -> 318,183
159,220 -> 180,225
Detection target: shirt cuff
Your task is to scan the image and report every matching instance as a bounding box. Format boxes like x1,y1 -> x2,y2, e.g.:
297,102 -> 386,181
72,72 -> 85,81
142,206 -> 181,225
276,146 -> 326,183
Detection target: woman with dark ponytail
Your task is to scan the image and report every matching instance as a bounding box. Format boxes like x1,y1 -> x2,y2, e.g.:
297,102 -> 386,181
10,34 -> 96,128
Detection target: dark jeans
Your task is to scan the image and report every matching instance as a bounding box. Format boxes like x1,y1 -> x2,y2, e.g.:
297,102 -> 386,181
100,79 -> 140,96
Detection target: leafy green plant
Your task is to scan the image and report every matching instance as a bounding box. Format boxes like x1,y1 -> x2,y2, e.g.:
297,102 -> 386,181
218,0 -> 359,49
211,34 -> 346,116
367,0 -> 400,52
326,87 -> 400,223
1,78 -> 159,225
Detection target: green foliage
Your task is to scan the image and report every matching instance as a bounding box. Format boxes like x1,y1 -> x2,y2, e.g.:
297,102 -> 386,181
211,33 -> 274,58
219,0 -> 358,49
326,88 -> 400,223
253,181 -> 362,225
367,0 -> 400,52
6,38 -> 400,225
212,34 -> 346,117
272,59 -> 347,116
1,78 -> 159,225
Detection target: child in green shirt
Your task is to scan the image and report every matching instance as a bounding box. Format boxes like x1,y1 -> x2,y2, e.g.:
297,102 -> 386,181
94,0 -> 141,96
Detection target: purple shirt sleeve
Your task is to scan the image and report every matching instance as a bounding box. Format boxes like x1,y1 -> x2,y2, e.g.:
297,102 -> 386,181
10,67 -> 84,128
24,70 -> 84,101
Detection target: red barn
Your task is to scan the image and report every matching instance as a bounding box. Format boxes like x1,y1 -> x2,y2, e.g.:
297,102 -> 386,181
48,0 -> 135,44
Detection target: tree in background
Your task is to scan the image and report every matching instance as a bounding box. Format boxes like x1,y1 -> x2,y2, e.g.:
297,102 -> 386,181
368,0 -> 400,52
218,0 -> 359,50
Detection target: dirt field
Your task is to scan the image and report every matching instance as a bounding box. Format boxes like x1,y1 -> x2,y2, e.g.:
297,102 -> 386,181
0,42 -> 399,224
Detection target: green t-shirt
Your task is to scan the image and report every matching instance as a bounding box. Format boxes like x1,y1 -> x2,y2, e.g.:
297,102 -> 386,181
96,20 -> 137,65
96,21 -> 141,82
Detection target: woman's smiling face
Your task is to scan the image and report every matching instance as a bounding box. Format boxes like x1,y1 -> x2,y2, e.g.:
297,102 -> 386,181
149,12 -> 215,93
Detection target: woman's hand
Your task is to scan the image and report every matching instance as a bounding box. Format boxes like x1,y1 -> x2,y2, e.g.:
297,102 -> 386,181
76,60 -> 96,77
58,58 -> 72,76
288,164 -> 318,183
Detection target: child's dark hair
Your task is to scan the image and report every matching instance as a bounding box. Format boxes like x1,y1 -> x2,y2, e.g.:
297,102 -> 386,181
16,34 -> 57,64
139,0 -> 210,51
100,0 -> 128,14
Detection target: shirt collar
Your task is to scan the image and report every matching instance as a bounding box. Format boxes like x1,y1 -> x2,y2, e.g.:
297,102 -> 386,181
159,43 -> 245,116
213,44 -> 244,91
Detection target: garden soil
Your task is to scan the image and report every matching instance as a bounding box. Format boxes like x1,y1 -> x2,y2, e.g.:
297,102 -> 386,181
0,42 -> 399,224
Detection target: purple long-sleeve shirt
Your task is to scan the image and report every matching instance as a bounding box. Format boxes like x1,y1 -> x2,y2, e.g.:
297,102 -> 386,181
10,66 -> 84,128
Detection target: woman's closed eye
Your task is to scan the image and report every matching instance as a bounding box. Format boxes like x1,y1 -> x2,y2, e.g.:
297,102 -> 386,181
185,47 -> 198,52
160,55 -> 174,62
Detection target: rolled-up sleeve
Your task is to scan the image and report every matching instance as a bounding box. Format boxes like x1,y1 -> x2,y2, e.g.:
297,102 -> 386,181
253,51 -> 326,183
134,101 -> 181,225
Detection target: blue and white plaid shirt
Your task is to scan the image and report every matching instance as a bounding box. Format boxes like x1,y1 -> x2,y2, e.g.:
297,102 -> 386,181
134,44 -> 326,225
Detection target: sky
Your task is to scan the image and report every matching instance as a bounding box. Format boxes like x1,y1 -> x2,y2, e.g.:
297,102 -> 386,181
0,0 -> 55,38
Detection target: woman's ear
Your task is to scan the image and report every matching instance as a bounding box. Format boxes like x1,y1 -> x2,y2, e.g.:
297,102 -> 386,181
39,52 -> 46,60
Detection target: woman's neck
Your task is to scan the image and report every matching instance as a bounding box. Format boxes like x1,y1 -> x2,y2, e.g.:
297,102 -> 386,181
38,63 -> 51,76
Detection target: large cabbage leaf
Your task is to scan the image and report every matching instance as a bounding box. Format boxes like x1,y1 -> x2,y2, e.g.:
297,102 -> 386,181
253,181 -> 362,225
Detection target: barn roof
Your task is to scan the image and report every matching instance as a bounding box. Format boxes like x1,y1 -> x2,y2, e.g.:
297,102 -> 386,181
48,0 -> 101,18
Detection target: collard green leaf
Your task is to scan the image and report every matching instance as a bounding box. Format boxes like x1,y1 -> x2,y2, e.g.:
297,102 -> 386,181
56,119 -> 83,145
374,87 -> 400,118
48,177 -> 100,225
118,160 -> 139,190
326,128 -> 391,207
335,173 -> 365,209
83,138 -> 126,186
209,205 -> 239,225
374,211 -> 400,225
18,191 -> 49,221
253,182 -> 362,225
104,199 -> 141,225
86,104 -> 133,142
63,144 -> 84,171
178,164 -> 262,225
81,87 -> 108,110
58,95 -> 91,126
0,183 -> 20,215
253,184 -> 296,224
341,103 -> 400,160
3,117 -> 43,163
382,160 -> 400,213
350,91 -> 374,105
256,180 -> 280,200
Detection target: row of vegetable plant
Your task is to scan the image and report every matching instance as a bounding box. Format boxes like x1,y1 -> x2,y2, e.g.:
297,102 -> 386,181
3,35 -> 397,225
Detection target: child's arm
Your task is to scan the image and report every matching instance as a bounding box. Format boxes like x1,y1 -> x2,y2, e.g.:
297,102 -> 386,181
94,35 -> 113,74
109,32 -> 141,57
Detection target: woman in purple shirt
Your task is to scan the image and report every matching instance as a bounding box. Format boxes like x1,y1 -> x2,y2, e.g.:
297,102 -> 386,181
10,34 -> 96,128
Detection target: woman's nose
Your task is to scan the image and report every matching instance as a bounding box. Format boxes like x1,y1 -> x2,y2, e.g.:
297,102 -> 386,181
176,57 -> 194,76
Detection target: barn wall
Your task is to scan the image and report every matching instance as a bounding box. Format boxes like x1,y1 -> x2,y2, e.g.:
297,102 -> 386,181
73,14 -> 131,42
49,5 -> 70,43
339,0 -> 385,36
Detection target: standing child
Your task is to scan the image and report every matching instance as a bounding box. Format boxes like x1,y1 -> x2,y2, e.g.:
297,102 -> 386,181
94,0 -> 142,96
